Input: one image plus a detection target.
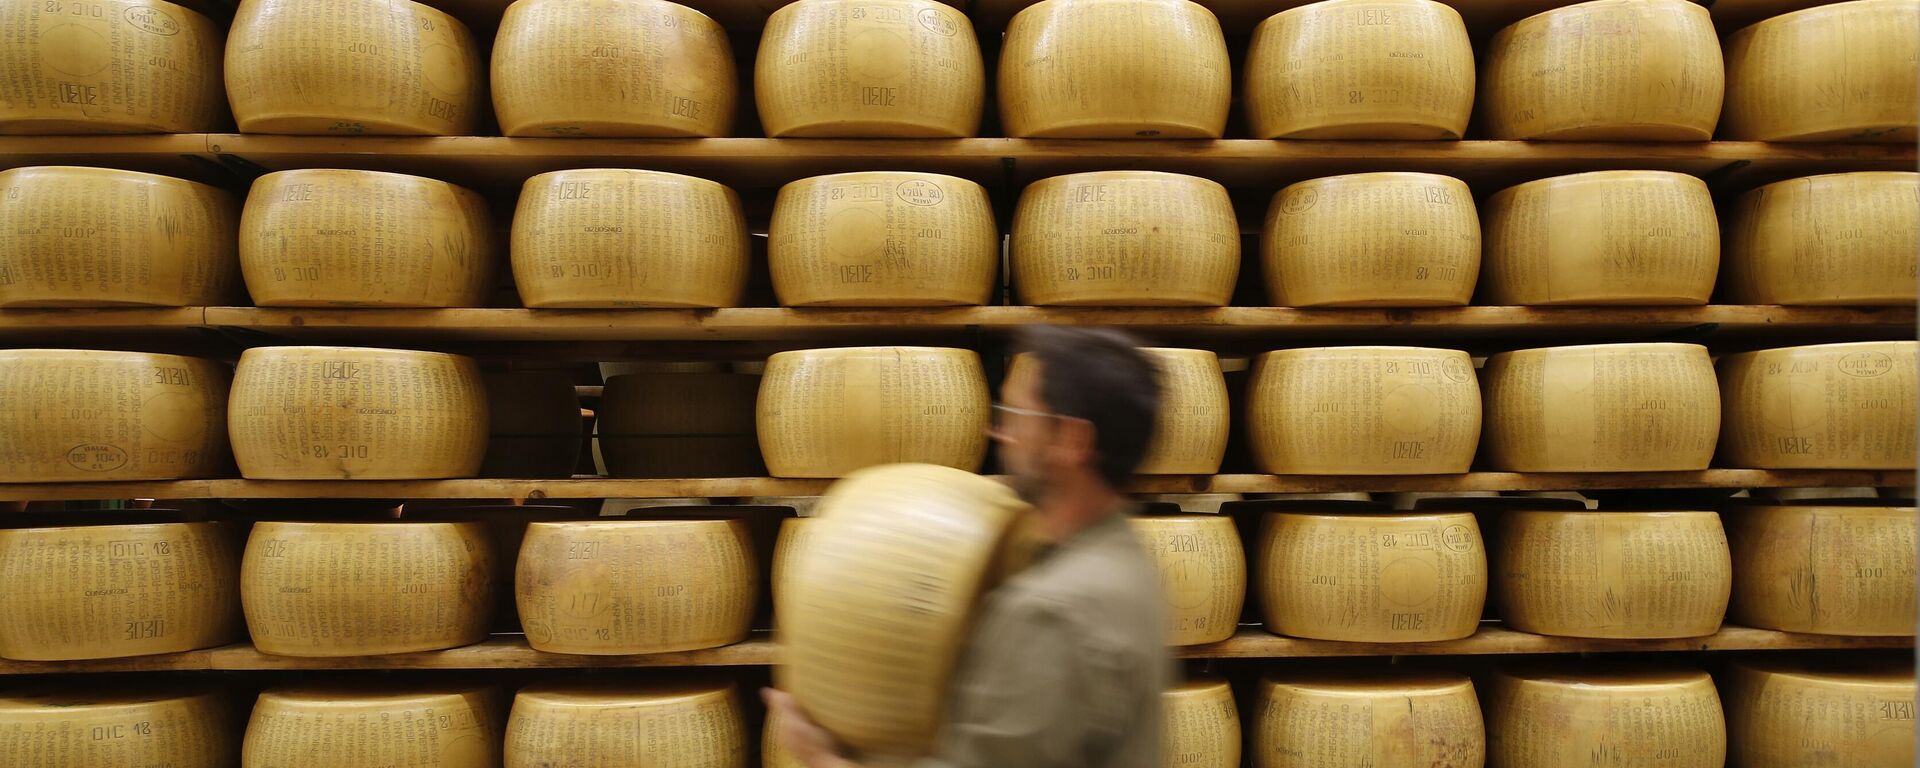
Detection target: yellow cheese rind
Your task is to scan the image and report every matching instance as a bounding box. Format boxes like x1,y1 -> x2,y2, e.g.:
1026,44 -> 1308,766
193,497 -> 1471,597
1480,343 -> 1719,472
516,519 -> 756,654
1165,678 -> 1239,768
1262,172 -> 1479,307
481,371 -> 582,478
0,166 -> 240,307
1724,172 -> 1920,304
599,371 -> 763,478
1253,671 -> 1484,768
0,522 -> 239,661
0,349 -> 230,482
240,521 -> 495,656
1722,0 -> 1918,142
769,172 -> 997,306
506,682 -> 746,767
1247,346 -> 1481,474
1717,341 -> 1918,469
0,0 -> 225,134
243,685 -> 500,767
1481,0 -> 1723,140
757,347 -> 990,477
999,0 -> 1230,138
511,168 -> 750,308
1726,505 -> 1916,635
1724,658 -> 1916,768
1131,516 -> 1245,645
239,169 -> 494,307
755,0 -> 984,138
1494,510 -> 1730,638
1258,511 -> 1486,642
1011,171 -> 1240,306
1243,0 -> 1475,139
1486,665 -> 1726,768
492,0 -> 737,138
1481,171 -> 1719,305
0,687 -> 237,768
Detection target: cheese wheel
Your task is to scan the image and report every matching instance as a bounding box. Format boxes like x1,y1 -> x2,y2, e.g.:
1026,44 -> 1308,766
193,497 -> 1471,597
505,681 -> 746,767
228,346 -> 489,479
1486,665 -> 1725,768
1480,171 -> 1719,305
0,349 -> 230,483
999,0 -> 1230,137
599,371 -> 763,478
1261,173 -> 1479,307
1717,341 -> 1918,469
240,521 -> 494,656
754,0 -> 984,137
757,347 -> 989,477
1725,657 -> 1916,768
1243,0 -> 1474,139
492,0 -> 736,138
0,686 -> 236,768
0,522 -> 239,661
0,166 -> 240,307
770,517 -> 816,628
1247,347 -> 1481,475
1131,515 -> 1245,645
1494,510 -> 1730,638
1722,0 -> 1919,142
243,685 -> 500,767
1253,671 -> 1484,768
238,169 -> 492,307
1726,504 -> 1916,635
769,172 -> 997,306
1480,343 -> 1719,472
1164,678 -> 1239,768
0,0 -> 224,134
1258,510 -> 1486,642
1481,0 -> 1723,140
511,169 -> 750,308
516,519 -> 756,654
1011,171 -> 1240,306
481,371 -> 581,478
1725,172 -> 1920,304
1137,493 -> 1243,514
225,0 -> 484,135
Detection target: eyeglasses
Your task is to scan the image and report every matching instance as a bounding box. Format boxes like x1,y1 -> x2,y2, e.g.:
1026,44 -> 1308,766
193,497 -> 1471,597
990,403 -> 1052,428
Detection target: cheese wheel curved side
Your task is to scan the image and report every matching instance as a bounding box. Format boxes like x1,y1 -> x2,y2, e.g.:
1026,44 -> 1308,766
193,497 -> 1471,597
1131,515 -> 1245,645
1253,671 -> 1484,768
511,169 -> 750,308
0,522 -> 240,660
1164,678 -> 1239,768
769,172 -> 998,306
0,687 -> 237,768
1724,658 -> 1916,768
1721,0 -> 1918,142
242,685 -> 500,767
1011,171 -> 1240,306
1479,343 -> 1719,472
0,0 -> 226,134
1480,171 -> 1718,305
505,682 -> 747,766
998,0 -> 1230,138
1494,510 -> 1730,638
757,347 -> 989,477
1725,505 -> 1917,635
0,166 -> 240,307
1486,665 -> 1725,767
755,0 -> 984,137
1258,510 -> 1486,642
1247,346 -> 1481,474
1717,341 -> 1918,469
492,0 -> 736,137
1261,172 -> 1479,307
1244,0 -> 1475,139
0,349 -> 230,482
515,520 -> 757,654
1723,172 -> 1920,304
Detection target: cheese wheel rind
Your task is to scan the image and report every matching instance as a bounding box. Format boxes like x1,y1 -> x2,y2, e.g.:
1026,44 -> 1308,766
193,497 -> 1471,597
1480,171 -> 1719,305
1165,678 -> 1240,768
0,349 -> 231,482
1131,515 -> 1246,645
1262,172 -> 1479,307
1486,665 -> 1726,768
757,347 -> 990,477
1724,172 -> 1920,305
1012,171 -> 1240,306
769,172 -> 998,306
1724,658 -> 1916,768
1717,341 -> 1918,469
492,0 -> 737,138
511,169 -> 750,308
1247,346 -> 1481,474
0,0 -> 226,134
1258,511 -> 1487,642
755,0 -> 984,137
1253,671 -> 1484,768
515,519 -> 757,655
998,0 -> 1231,138
0,687 -> 237,768
1725,504 -> 1917,635
243,685 -> 501,767
0,522 -> 240,660
1244,0 -> 1475,139
1494,510 -> 1731,638
1480,343 -> 1720,472
506,682 -> 746,767
1139,349 -> 1230,474
1722,0 -> 1919,142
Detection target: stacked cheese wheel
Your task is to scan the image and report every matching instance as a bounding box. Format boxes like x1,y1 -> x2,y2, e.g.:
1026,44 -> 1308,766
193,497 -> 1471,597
1262,173 -> 1480,307
492,0 -> 738,137
1258,510 -> 1486,641
0,686 -> 237,768
505,681 -> 746,766
0,349 -> 231,483
1718,341 -> 1917,469
757,347 -> 990,477
1723,0 -> 1918,142
0,0 -> 226,133
1012,171 -> 1240,305
1480,343 -> 1719,472
1485,664 -> 1726,766
0,166 -> 240,307
1725,504 -> 1916,635
1493,510 -> 1731,638
515,519 -> 757,654
1163,678 -> 1239,768
511,169 -> 750,308
1247,347 -> 1481,474
1480,171 -> 1719,305
1724,657 -> 1916,767
243,684 -> 502,767
769,172 -> 999,306
999,0 -> 1230,137
1244,0 -> 1475,139
756,0 -> 985,137
1130,514 -> 1244,645
0,522 -> 240,660
1723,172 -> 1919,305
1253,671 -> 1484,767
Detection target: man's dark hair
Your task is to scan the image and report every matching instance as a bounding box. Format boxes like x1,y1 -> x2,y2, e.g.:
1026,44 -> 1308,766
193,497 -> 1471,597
1013,325 -> 1163,488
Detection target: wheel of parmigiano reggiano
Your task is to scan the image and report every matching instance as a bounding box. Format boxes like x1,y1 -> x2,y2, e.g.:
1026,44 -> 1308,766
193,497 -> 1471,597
0,0 -> 225,134
1494,510 -> 1730,638
1479,343 -> 1720,472
0,349 -> 230,483
1257,510 -> 1486,641
1724,172 -> 1919,305
1261,173 -> 1479,307
758,347 -> 989,477
1131,515 -> 1245,645
228,346 -> 488,479
1725,657 -> 1916,768
769,172 -> 997,306
0,522 -> 239,661
999,0 -> 1230,137
240,521 -> 493,656
1486,664 -> 1725,768
1481,0 -> 1724,140
511,169 -> 750,308
505,681 -> 746,767
238,169 -> 493,307
1717,341 -> 1917,469
1247,347 -> 1480,475
1253,671 -> 1484,768
754,0 -> 984,137
243,685 -> 501,768
770,517 -> 815,627
1722,0 -> 1919,142
481,371 -> 581,478
1164,678 -> 1239,768
0,166 -> 240,307
1243,0 -> 1474,139
1480,171 -> 1719,305
225,0 -> 484,135
0,686 -> 236,768
599,371 -> 764,478
1726,504 -> 1916,635
492,0 -> 736,138
1011,171 -> 1240,306
515,519 -> 756,654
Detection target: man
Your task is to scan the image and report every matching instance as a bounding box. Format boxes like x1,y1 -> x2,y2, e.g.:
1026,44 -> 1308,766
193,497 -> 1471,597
765,325 -> 1171,768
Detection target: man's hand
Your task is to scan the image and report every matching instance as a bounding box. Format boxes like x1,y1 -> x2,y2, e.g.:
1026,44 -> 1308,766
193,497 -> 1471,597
762,687 -> 857,768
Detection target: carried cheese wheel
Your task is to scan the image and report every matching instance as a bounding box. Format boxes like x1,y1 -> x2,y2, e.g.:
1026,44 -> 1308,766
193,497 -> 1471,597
0,349 -> 230,483
0,522 -> 239,661
1243,0 -> 1474,139
481,372 -> 581,478
0,0 -> 225,134
1164,678 -> 1239,768
0,686 -> 236,768
999,0 -> 1230,138
505,681 -> 746,767
1480,343 -> 1720,472
1481,0 -> 1723,140
239,169 -> 492,307
1726,505 -> 1916,635
1011,171 -> 1240,306
755,0 -> 984,137
599,371 -> 763,478
516,519 -> 756,654
769,172 -> 998,306
1724,657 -> 1916,768
1486,664 -> 1725,768
240,521 -> 494,656
1258,510 -> 1486,642
1494,510 -> 1730,638
1137,493 -> 1243,514
243,684 -> 500,767
1717,341 -> 1918,469
1131,515 -> 1245,645
757,347 -> 989,477
1480,171 -> 1719,305
1261,173 -> 1479,307
228,346 -> 488,479
1253,671 -> 1485,768
225,0 -> 484,135
1722,0 -> 1918,142
1247,347 -> 1481,475
492,0 -> 736,138
511,169 -> 750,308
1724,172 -> 1919,305
0,166 -> 240,307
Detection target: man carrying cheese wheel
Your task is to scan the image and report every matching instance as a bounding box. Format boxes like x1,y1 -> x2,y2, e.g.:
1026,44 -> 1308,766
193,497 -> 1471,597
766,325 -> 1171,767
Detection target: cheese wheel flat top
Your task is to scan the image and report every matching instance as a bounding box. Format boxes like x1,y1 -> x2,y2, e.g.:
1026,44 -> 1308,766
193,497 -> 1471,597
1717,340 -> 1917,469
757,346 -> 989,477
1164,677 -> 1239,768
1262,172 -> 1479,307
0,0 -> 226,134
1253,670 -> 1484,768
1247,346 -> 1481,475
1244,0 -> 1475,139
245,684 -> 500,768
999,0 -> 1230,138
1494,510 -> 1730,638
1724,171 -> 1919,305
512,168 -> 750,308
0,686 -> 236,768
1726,504 -> 1916,635
0,521 -> 240,661
1131,515 -> 1246,645
0,348 -> 231,483
506,681 -> 745,767
1012,171 -> 1240,306
1480,342 -> 1719,472
1722,0 -> 1918,142
755,0 -> 984,137
1487,663 -> 1726,768
516,519 -> 757,654
769,172 -> 998,306
1258,510 -> 1486,642
1480,170 -> 1718,305
493,0 -> 737,137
